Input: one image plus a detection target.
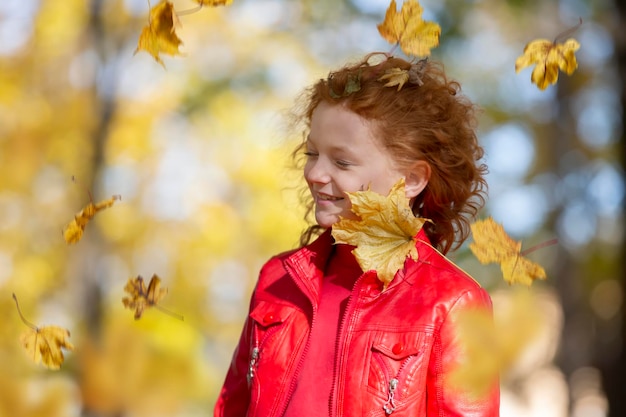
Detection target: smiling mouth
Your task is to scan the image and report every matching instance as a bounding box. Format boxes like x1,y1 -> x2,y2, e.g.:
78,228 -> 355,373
317,193 -> 344,202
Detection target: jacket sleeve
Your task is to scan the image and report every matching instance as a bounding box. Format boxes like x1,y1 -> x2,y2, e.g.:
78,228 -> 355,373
214,313 -> 254,417
426,288 -> 500,417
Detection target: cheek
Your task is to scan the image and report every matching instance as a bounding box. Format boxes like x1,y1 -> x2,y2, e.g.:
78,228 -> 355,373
303,163 -> 312,183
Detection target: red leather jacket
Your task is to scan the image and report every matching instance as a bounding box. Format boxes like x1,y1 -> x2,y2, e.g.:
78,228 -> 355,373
215,229 -> 499,417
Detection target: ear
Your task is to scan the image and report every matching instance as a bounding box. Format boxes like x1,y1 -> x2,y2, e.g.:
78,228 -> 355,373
404,161 -> 431,199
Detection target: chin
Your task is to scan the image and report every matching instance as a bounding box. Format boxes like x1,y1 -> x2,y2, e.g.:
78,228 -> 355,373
315,215 -> 341,229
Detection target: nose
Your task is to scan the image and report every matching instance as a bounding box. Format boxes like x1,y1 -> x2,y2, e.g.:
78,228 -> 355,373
304,158 -> 331,185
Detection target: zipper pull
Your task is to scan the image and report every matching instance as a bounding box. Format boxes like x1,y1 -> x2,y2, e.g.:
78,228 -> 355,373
247,347 -> 260,385
383,378 -> 398,415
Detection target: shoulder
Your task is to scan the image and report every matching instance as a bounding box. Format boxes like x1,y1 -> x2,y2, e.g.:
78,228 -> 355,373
258,248 -> 299,277
405,238 -> 491,308
260,229 -> 334,272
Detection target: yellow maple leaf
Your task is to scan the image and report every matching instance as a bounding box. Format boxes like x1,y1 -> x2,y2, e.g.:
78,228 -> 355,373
469,217 -> 547,286
515,38 -> 580,90
135,1 -> 184,67
377,0 -> 441,57
63,195 -> 121,244
378,67 -> 410,91
447,290 -> 543,397
13,293 -> 74,370
122,274 -> 182,320
331,178 -> 429,290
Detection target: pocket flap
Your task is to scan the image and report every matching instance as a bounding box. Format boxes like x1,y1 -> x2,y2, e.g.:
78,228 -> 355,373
372,332 -> 428,360
250,300 -> 295,327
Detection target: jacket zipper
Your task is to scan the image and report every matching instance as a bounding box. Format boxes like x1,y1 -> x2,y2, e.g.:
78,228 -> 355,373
382,356 -> 413,415
247,346 -> 260,386
381,340 -> 427,416
247,325 -> 281,387
329,272 -> 370,417
276,263 -> 319,417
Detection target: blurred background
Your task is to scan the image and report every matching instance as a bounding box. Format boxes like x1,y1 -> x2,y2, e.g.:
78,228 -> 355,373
0,0 -> 623,416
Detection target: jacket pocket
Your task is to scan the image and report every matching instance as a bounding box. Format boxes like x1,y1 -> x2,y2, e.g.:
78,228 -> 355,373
366,331 -> 432,415
247,300 -> 299,383
246,300 -> 305,417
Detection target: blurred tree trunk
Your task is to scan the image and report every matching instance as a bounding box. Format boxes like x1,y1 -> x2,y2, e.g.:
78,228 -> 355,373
602,1 -> 626,415
79,1 -> 121,416
82,0 -> 114,341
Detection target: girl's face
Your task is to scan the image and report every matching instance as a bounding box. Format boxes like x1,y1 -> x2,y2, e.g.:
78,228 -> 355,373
304,102 -> 405,228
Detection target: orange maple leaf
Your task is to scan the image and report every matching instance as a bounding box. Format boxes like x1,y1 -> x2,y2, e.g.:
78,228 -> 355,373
377,0 -> 441,57
122,274 -> 183,320
469,217 -> 547,286
63,194 -> 121,244
135,1 -> 184,67
13,293 -> 74,370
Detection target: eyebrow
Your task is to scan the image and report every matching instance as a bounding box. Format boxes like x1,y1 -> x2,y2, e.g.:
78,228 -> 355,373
305,134 -> 351,153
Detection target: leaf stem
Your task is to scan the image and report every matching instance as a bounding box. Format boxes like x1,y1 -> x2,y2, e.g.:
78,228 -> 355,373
12,293 -> 38,331
155,304 -> 185,321
554,17 -> 583,44
176,4 -> 204,16
520,238 -> 559,256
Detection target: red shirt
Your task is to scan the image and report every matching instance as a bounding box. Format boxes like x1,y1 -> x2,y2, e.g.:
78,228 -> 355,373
283,244 -> 362,417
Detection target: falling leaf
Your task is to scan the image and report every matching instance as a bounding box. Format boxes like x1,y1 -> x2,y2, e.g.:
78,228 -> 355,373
378,67 -> 410,90
13,293 -> 74,370
332,178 -> 429,290
122,274 -> 182,320
135,1 -> 184,67
447,290 -> 544,397
377,0 -> 441,57
515,38 -> 580,90
469,217 -> 547,286
63,195 -> 121,244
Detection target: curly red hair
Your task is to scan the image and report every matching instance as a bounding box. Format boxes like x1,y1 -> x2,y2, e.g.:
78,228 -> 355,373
292,53 -> 487,254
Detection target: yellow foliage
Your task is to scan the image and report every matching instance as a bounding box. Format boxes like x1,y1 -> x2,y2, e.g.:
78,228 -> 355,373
332,178 -> 429,290
377,0 -> 441,57
515,38 -> 580,90
469,217 -> 547,286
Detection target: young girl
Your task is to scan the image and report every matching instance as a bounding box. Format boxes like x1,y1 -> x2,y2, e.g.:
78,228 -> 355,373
214,53 -> 500,417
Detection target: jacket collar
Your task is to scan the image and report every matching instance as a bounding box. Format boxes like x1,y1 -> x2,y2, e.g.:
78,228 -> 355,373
284,227 -> 435,296
282,228 -> 334,304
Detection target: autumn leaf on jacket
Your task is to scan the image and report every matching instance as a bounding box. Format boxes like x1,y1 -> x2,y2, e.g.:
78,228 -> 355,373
63,195 -> 121,244
122,274 -> 182,320
332,178 -> 429,290
13,293 -> 74,370
469,217 -> 547,286
515,37 -> 580,90
377,0 -> 441,57
135,1 -> 183,67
